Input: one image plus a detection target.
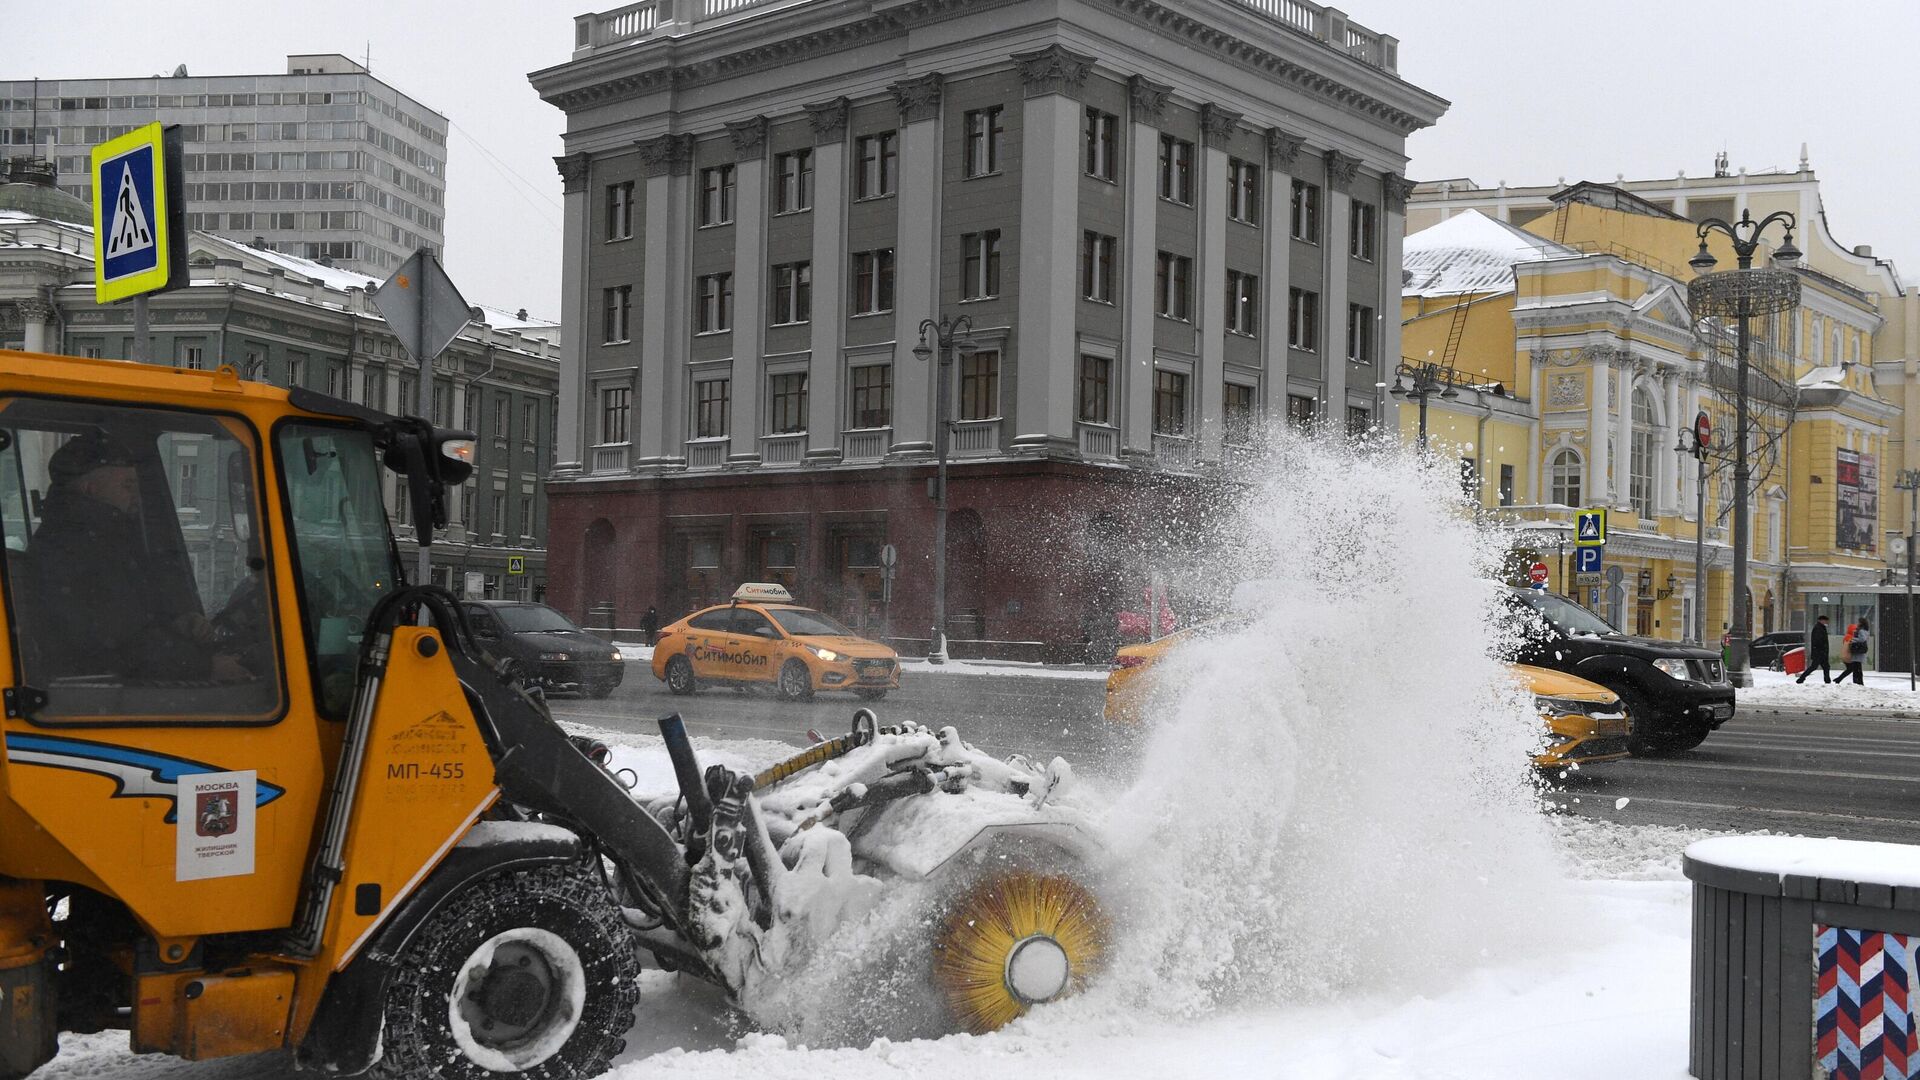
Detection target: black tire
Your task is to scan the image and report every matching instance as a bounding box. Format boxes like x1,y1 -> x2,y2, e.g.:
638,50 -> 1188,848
373,864 -> 640,1079
665,655 -> 697,696
854,688 -> 888,701
776,660 -> 814,702
1619,686 -> 1711,756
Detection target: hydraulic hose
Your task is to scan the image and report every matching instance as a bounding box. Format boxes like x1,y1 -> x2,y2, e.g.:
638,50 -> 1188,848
751,709 -> 878,790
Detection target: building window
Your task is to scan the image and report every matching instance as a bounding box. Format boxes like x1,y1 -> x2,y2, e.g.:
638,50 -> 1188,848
606,181 -> 633,240
1347,405 -> 1371,436
1155,251 -> 1193,321
1157,134 -> 1193,204
964,107 -> 1004,177
1082,231 -> 1117,303
1224,382 -> 1256,446
1084,108 -> 1117,181
1226,270 -> 1259,336
1350,201 -> 1376,261
1550,448 -> 1582,507
1227,158 -> 1260,225
1290,179 -> 1320,242
850,364 -> 892,428
1630,388 -> 1656,517
489,492 -> 505,536
769,372 -> 808,434
601,386 -> 631,444
855,132 -> 898,198
772,261 -> 812,325
431,382 -> 450,426
288,356 -> 306,387
774,149 -> 812,213
1346,303 -> 1374,362
395,479 -> 411,526
493,394 -> 511,440
695,378 -> 730,438
696,272 -> 733,333
522,400 -> 538,445
1460,458 -> 1478,499
1499,463 -> 1515,507
520,495 -> 534,538
959,350 -> 1000,421
699,164 -> 735,226
178,462 -> 200,505
1153,370 -> 1188,436
1286,393 -> 1315,431
1078,354 -> 1111,424
962,230 -> 1002,300
602,285 -> 632,343
851,249 -> 895,315
178,344 -> 205,370
1288,288 -> 1319,350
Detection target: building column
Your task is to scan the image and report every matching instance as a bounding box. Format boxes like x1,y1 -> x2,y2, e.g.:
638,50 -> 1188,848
1012,46 -> 1093,456
1123,76 -> 1171,458
1381,174 -> 1413,429
1263,129 -> 1302,433
1322,151 -> 1360,421
1614,363 -> 1634,512
551,153 -> 591,477
1588,358 -> 1610,505
727,117 -> 770,465
1682,378 -> 1701,519
890,73 -> 943,456
637,133 -> 694,468
19,298 -> 52,354
1661,370 -> 1682,515
806,98 -> 850,463
1195,104 -> 1237,459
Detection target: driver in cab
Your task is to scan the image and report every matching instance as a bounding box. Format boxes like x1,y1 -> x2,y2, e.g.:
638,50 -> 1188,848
32,431 -> 251,685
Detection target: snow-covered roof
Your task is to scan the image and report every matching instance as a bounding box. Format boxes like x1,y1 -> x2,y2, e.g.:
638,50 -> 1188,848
1796,364 -> 1847,390
1403,210 -> 1580,298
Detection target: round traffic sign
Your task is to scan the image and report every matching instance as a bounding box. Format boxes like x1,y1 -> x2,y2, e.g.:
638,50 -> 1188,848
1695,410 -> 1712,450
1528,561 -> 1550,584
879,543 -> 898,569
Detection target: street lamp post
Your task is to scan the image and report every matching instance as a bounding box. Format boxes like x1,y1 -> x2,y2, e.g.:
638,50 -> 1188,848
1687,210 -> 1802,687
912,314 -> 975,665
1676,412 -> 1712,644
1388,360 -> 1460,453
1897,469 -> 1920,690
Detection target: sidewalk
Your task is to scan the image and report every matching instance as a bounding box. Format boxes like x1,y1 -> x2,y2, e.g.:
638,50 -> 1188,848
1740,667 -> 1920,719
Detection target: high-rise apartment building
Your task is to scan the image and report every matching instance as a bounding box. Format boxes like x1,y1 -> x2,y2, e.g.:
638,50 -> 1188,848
0,54 -> 446,275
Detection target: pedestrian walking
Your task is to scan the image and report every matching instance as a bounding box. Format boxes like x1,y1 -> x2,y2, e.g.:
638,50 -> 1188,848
640,605 -> 661,647
1796,615 -> 1832,684
1837,616 -> 1870,686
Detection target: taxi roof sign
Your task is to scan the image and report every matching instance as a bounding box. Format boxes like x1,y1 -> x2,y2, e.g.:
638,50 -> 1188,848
91,123 -> 187,303
732,582 -> 794,604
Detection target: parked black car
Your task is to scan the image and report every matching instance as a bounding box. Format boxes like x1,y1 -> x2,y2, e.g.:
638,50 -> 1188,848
1748,630 -> 1807,670
462,600 -> 625,698
1503,587 -> 1734,754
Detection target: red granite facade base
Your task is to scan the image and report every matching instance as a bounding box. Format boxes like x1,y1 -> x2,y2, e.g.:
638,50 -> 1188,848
545,459 -> 1222,660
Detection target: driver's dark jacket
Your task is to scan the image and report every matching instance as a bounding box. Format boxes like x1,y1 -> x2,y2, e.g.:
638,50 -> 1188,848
31,489 -> 212,681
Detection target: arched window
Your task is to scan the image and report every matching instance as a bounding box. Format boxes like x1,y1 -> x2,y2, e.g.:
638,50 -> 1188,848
1630,388 -> 1656,517
1550,448 -> 1582,507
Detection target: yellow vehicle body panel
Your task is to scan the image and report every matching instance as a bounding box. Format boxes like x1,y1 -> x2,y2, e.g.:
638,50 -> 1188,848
652,602 -> 901,693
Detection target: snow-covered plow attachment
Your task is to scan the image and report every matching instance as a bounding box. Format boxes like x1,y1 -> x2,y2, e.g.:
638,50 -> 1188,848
604,710 -> 1110,1035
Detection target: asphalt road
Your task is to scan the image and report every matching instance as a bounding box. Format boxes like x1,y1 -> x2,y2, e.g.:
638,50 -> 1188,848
550,668 -> 1920,843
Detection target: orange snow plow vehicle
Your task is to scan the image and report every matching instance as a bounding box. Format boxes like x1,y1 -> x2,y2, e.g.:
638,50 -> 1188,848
0,349 -> 1104,1079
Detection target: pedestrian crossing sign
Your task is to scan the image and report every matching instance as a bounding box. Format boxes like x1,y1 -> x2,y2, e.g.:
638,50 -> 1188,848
1575,508 -> 1607,546
91,123 -> 186,303
507,556 -> 525,575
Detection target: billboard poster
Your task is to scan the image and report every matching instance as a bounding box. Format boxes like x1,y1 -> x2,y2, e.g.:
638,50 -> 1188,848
1837,448 -> 1878,553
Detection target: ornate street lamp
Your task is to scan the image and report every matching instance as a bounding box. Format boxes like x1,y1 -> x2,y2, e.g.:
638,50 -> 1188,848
912,314 -> 975,665
1387,360 -> 1459,453
1675,411 -> 1712,644
1687,209 -> 1801,686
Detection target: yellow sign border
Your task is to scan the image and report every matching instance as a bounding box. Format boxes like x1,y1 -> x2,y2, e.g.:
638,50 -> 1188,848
1575,507 -> 1608,547
91,122 -> 174,304
506,556 -> 526,576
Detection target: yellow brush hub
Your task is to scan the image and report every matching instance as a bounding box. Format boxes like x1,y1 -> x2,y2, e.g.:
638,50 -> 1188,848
933,872 -> 1106,1034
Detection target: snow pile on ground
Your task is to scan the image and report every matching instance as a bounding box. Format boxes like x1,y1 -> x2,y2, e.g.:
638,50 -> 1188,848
897,658 -> 1109,680
1743,667 -> 1920,714
614,642 -> 654,663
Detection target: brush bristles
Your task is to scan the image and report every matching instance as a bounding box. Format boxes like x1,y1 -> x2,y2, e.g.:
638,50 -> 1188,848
933,872 -> 1107,1033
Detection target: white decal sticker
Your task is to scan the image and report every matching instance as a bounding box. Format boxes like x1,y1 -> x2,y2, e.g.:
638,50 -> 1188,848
176,770 -> 256,881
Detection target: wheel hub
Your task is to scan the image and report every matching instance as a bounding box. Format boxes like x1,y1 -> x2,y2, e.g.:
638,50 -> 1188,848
456,939 -> 563,1050
1004,934 -> 1071,1004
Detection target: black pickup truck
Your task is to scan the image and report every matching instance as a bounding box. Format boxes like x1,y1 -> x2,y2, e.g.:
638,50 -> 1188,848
1503,587 -> 1735,754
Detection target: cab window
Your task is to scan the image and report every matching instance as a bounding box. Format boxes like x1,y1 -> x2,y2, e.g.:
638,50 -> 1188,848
0,397 -> 282,724
732,610 -> 780,638
687,609 -> 733,632
766,607 -> 854,637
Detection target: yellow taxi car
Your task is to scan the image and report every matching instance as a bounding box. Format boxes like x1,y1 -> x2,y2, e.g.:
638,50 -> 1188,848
1103,630 -> 1629,769
651,583 -> 901,701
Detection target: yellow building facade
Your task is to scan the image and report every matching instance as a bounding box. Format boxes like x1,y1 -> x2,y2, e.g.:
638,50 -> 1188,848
1399,183 -> 1889,643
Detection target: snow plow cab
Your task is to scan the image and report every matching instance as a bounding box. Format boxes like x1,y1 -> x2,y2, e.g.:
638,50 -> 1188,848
0,349 -> 1104,1079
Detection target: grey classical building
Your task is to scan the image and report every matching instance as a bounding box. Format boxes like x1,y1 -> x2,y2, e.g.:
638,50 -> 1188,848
0,171 -> 554,600
2,54 -> 445,276
529,0 -> 1447,650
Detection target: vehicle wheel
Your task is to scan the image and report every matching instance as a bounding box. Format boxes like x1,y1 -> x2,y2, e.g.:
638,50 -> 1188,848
665,656 -> 697,696
854,688 -> 888,701
584,682 -> 614,700
932,870 -> 1106,1034
1619,686 -> 1710,756
776,660 -> 814,702
373,864 -> 640,1079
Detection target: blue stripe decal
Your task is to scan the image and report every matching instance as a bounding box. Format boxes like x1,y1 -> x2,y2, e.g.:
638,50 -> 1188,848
4,733 -> 285,807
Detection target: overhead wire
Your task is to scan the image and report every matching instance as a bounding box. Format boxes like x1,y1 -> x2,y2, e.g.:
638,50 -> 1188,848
448,117 -> 563,231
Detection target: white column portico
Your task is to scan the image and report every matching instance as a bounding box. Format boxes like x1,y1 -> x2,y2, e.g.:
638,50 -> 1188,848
636,133 -> 693,467
1012,46 -> 1093,455
1380,174 -> 1413,426
1122,76 -> 1170,458
1321,149 -> 1360,421
1196,103 -> 1237,458
1614,363 -> 1634,512
551,152 -> 591,477
727,116 -> 770,465
1588,358 -> 1611,506
890,73 -> 943,456
805,98 -> 851,462
1261,129 -> 1301,430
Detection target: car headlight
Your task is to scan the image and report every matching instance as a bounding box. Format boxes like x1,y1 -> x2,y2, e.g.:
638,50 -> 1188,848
813,648 -> 840,662
1534,695 -> 1601,716
539,652 -> 570,661
1652,658 -> 1692,680
609,653 -> 624,662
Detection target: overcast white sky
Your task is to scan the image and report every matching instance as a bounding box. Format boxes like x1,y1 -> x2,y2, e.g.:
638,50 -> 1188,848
16,0 -> 1920,323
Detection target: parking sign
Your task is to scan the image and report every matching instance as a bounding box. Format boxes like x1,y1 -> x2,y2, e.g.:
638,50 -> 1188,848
91,123 -> 187,303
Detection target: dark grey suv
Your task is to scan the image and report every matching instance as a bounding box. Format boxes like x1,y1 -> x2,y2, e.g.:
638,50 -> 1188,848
462,601 -> 625,698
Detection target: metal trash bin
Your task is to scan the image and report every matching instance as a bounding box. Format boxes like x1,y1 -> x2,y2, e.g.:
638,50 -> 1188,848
1684,836 -> 1920,1080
